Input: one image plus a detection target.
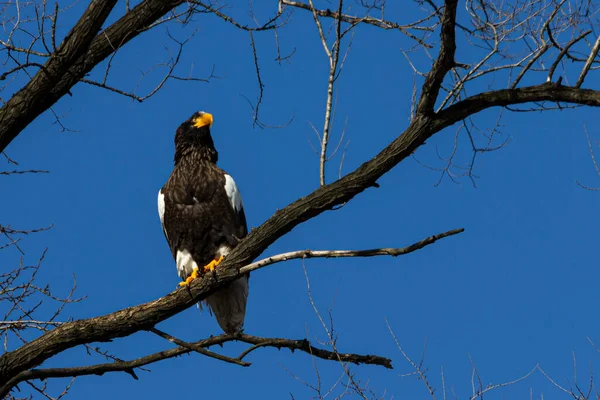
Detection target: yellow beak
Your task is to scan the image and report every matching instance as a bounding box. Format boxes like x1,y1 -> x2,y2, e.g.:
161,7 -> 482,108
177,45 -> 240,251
193,113 -> 213,128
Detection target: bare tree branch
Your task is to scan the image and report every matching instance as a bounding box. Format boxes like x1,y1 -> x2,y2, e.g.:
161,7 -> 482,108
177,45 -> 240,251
189,0 -> 287,32
548,30 -> 591,83
2,332 -> 391,392
0,0 -> 187,152
576,34 -> 600,88
79,30 -> 211,103
239,228 -> 465,274
148,327 -> 250,367
305,0 -> 345,186
0,169 -> 49,176
387,319 -> 437,400
281,0 -> 435,47
417,0 -> 458,115
437,83 -> 600,125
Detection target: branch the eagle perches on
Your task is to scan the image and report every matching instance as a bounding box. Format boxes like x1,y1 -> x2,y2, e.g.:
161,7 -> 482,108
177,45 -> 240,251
3,0 -> 600,397
0,227 -> 463,396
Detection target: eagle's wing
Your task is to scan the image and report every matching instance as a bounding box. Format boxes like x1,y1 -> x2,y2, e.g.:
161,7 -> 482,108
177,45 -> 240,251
223,173 -> 248,239
206,172 -> 250,334
159,166 -> 250,333
157,190 -> 168,241
158,165 -> 247,279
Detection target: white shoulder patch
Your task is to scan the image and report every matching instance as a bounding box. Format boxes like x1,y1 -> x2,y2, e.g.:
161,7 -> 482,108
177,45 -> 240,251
224,174 -> 244,213
157,190 -> 165,224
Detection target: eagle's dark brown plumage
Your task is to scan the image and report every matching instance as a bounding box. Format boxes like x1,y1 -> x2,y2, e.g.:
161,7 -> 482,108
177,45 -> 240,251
158,111 -> 249,334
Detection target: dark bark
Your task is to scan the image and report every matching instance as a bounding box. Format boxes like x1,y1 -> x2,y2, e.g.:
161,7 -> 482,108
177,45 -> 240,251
0,0 -> 184,153
437,83 -> 600,124
2,333 -> 392,391
416,0 -> 458,115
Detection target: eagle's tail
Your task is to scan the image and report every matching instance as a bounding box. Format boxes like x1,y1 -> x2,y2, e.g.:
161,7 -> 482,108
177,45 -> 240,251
203,274 -> 249,334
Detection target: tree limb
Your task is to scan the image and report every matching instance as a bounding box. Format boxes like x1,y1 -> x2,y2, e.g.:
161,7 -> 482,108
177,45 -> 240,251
236,333 -> 392,368
416,0 -> 458,115
436,83 -> 600,126
239,228 -> 465,274
0,0 -> 185,152
1,333 -> 391,392
0,0 -> 119,151
148,327 -> 250,367
576,34 -> 600,88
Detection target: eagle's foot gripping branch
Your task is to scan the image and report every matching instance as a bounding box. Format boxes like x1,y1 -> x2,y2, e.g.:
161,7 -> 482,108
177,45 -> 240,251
177,255 -> 224,288
203,255 -> 224,273
179,267 -> 200,287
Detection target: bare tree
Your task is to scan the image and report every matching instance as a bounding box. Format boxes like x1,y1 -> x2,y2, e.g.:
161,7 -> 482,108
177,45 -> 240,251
2,0 -> 600,398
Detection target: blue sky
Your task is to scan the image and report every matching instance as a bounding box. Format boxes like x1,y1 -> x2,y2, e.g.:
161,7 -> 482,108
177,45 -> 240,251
2,1 -> 600,399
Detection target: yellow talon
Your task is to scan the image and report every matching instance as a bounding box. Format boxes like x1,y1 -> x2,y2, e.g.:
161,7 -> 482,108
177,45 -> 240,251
203,255 -> 224,273
178,267 -> 200,287
178,256 -> 223,287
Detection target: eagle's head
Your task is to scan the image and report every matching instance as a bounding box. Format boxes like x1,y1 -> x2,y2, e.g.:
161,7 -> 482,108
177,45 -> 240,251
174,111 -> 217,164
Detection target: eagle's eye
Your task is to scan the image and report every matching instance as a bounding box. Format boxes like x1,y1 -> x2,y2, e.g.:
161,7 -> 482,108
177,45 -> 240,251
192,112 -> 214,129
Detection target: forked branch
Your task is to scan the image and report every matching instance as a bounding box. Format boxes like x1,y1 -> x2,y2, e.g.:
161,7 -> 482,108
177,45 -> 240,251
417,0 -> 458,115
2,331 -> 391,392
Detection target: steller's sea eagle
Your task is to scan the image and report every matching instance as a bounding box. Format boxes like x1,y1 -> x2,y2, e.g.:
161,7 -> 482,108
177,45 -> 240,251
158,111 -> 249,334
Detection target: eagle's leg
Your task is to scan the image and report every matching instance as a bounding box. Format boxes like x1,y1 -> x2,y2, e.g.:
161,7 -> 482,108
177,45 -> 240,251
203,255 -> 224,273
178,267 -> 200,287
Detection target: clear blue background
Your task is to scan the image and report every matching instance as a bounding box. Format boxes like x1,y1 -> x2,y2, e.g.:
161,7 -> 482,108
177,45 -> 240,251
2,1 -> 599,399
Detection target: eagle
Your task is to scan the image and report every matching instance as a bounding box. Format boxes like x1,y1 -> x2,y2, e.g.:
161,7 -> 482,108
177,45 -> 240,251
157,111 -> 249,334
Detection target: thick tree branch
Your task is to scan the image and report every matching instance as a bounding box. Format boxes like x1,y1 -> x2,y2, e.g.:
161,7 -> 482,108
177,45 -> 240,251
53,1 -> 117,67
0,0 -> 185,153
417,0 -> 458,115
436,83 -> 600,126
1,333 -> 390,392
2,81 -> 600,393
0,0 -> 119,151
